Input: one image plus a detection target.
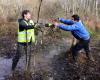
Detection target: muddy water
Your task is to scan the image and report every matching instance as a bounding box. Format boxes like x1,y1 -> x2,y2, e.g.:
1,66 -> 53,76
0,56 -> 26,79
0,39 -> 100,80
0,58 -> 12,80
1,38 -> 100,80
0,38 -> 70,79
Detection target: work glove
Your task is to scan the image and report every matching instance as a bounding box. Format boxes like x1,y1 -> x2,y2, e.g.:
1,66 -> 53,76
45,23 -> 55,28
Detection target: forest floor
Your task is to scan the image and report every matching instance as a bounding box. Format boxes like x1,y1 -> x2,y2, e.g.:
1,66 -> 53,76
0,33 -> 100,80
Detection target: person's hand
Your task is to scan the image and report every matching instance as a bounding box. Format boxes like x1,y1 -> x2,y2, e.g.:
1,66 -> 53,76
48,18 -> 60,27
49,18 -> 58,23
54,22 -> 59,27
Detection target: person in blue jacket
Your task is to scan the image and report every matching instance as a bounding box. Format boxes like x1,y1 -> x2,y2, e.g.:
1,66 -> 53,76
53,14 -> 93,62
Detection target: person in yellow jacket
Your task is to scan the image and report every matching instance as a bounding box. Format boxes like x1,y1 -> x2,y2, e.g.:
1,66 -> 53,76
12,10 -> 36,71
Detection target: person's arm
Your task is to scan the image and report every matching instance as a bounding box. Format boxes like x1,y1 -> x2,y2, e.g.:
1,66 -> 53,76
59,18 -> 74,25
19,25 -> 34,29
18,19 -> 36,30
58,24 -> 79,31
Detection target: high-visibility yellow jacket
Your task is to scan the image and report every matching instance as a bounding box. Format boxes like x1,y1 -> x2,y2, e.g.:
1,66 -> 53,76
18,19 -> 35,43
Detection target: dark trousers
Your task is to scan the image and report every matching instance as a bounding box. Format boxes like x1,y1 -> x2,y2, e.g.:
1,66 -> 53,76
12,43 -> 32,70
71,39 -> 90,61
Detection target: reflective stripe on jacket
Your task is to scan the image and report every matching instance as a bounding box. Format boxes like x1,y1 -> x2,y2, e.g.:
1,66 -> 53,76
18,19 -> 35,43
